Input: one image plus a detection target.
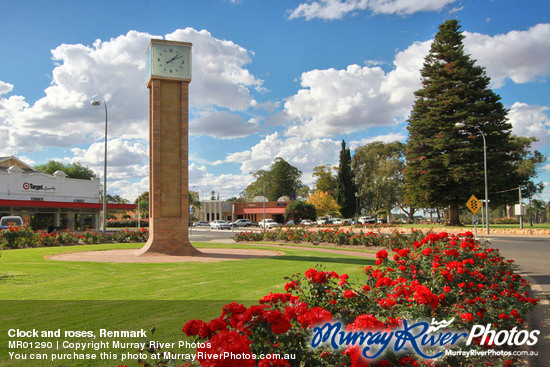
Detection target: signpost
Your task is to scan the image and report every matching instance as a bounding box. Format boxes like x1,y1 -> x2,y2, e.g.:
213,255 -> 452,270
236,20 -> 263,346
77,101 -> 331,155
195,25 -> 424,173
466,194 -> 482,239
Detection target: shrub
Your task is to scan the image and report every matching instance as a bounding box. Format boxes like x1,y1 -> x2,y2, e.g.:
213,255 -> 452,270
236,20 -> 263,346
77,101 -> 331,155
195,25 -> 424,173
183,232 -> 538,366
234,227 -> 420,249
107,219 -> 149,228
0,225 -> 40,248
0,227 -> 148,248
492,217 -> 519,225
112,228 -> 149,243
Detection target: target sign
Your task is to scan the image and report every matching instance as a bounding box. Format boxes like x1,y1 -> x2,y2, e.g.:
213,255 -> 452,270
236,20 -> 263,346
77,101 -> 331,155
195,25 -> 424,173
22,182 -> 30,190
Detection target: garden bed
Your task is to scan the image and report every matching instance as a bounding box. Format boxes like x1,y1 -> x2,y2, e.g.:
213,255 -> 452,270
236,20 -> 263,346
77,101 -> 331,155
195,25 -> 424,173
181,231 -> 539,366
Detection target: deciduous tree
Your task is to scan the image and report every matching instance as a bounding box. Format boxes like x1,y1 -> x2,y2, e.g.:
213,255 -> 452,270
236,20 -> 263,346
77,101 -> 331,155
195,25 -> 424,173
246,158 -> 305,201
35,161 -> 97,180
312,164 -> 337,196
353,141 -> 410,222
307,191 -> 341,217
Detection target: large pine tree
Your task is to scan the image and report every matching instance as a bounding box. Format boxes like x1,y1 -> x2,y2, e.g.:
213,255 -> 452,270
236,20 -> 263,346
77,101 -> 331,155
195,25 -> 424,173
404,19 -> 516,225
336,140 -> 356,218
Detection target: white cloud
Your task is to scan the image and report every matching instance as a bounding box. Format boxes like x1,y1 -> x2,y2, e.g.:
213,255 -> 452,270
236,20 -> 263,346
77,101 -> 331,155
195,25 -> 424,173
283,41 -> 428,138
508,102 -> 550,145
166,28 -> 263,111
0,28 -> 263,155
189,162 -> 250,200
285,65 -> 392,137
190,110 -> 260,139
350,132 -> 407,149
225,132 -> 342,186
464,23 -> 550,88
0,81 -> 14,95
109,177 -> 149,202
70,138 -> 148,179
288,0 -> 455,20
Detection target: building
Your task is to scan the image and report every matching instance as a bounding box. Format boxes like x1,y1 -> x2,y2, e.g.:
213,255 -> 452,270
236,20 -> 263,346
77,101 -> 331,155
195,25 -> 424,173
0,156 -> 135,231
194,198 -> 289,224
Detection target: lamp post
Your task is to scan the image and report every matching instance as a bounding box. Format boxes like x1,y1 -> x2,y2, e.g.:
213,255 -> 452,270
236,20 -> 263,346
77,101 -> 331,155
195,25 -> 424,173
91,99 -> 108,236
456,122 -> 490,235
355,192 -> 359,224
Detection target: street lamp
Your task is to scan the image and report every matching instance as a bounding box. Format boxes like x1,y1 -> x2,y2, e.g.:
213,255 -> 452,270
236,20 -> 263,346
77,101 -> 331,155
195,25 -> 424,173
91,99 -> 108,236
456,122 -> 490,235
355,192 -> 359,223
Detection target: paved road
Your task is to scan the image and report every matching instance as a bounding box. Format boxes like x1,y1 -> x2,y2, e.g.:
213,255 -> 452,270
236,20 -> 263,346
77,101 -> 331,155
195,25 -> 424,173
479,235 -> 550,367
485,235 -> 550,300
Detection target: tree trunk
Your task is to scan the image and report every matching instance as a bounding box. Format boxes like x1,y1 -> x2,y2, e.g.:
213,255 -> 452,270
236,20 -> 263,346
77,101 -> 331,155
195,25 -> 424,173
449,204 -> 462,226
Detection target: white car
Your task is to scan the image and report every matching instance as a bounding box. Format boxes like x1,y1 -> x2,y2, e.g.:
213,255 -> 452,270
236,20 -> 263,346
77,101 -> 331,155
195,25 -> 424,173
300,219 -> 313,226
358,216 -> 376,224
232,219 -> 252,227
210,220 -> 232,230
259,219 -> 279,229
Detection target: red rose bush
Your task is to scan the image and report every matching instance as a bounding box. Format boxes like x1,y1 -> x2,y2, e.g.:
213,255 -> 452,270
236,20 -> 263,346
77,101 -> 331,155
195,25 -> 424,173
182,232 -> 538,366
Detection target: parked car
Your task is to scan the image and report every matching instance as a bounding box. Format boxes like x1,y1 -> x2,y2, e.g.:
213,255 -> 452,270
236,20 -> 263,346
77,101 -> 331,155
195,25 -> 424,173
285,220 -> 296,226
299,219 -> 313,226
193,221 -> 210,227
358,216 -> 376,224
331,218 -> 344,225
259,219 -> 279,229
0,216 -> 23,230
210,220 -> 232,230
317,217 -> 328,225
232,219 -> 252,227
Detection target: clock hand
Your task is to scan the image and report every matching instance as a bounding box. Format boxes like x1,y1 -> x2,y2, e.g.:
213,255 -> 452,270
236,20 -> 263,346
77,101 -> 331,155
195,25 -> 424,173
166,54 -> 182,64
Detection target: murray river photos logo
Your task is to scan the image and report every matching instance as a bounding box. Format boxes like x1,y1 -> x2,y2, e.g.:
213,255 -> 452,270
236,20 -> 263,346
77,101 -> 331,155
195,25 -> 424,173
310,318 -> 539,359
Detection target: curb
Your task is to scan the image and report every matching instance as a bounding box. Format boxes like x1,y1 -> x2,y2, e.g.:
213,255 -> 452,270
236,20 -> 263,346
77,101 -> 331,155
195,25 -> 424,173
520,273 -> 550,367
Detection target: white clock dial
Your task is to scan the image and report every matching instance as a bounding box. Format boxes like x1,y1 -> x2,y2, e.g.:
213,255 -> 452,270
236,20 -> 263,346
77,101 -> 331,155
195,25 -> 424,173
148,40 -> 191,80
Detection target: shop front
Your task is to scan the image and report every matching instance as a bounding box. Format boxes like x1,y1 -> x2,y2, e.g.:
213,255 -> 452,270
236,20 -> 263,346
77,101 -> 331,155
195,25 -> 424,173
0,157 -> 134,231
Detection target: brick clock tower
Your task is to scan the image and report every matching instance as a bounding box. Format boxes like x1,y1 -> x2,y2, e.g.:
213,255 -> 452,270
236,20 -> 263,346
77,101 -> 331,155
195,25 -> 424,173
137,39 -> 201,256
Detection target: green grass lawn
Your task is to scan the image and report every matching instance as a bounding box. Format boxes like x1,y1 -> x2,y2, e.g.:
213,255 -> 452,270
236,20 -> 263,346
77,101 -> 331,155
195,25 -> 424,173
0,242 -> 375,367
0,242 -> 372,300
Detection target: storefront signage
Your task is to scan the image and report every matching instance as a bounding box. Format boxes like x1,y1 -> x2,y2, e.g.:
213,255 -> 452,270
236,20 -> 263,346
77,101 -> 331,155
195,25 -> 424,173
23,182 -> 56,192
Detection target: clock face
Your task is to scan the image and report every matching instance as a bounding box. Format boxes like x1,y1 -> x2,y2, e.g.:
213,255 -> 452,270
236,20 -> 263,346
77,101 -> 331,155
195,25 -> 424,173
149,42 -> 191,80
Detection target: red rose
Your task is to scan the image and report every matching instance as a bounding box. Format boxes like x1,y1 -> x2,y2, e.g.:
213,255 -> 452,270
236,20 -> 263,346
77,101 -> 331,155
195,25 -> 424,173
197,330 -> 254,367
344,289 -> 357,299
265,310 -> 292,334
297,307 -> 333,327
347,314 -> 385,331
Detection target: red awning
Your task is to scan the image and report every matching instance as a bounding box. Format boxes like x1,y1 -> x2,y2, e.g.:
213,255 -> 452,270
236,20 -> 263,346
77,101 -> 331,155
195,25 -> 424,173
237,207 -> 286,215
0,199 -> 136,210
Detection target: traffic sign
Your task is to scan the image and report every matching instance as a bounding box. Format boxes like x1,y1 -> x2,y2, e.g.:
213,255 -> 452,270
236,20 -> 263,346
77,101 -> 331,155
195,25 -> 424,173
472,214 -> 479,225
466,195 -> 482,214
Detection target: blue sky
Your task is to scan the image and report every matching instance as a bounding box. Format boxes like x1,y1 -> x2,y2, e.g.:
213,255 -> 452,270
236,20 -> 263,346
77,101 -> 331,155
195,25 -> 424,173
1,0 -> 549,204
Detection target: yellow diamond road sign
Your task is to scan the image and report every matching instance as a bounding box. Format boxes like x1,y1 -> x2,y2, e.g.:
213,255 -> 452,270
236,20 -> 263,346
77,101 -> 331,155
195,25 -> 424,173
466,195 -> 482,214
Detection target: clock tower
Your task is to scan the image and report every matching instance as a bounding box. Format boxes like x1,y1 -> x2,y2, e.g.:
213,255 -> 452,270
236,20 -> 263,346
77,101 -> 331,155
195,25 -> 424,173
137,39 -> 201,256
